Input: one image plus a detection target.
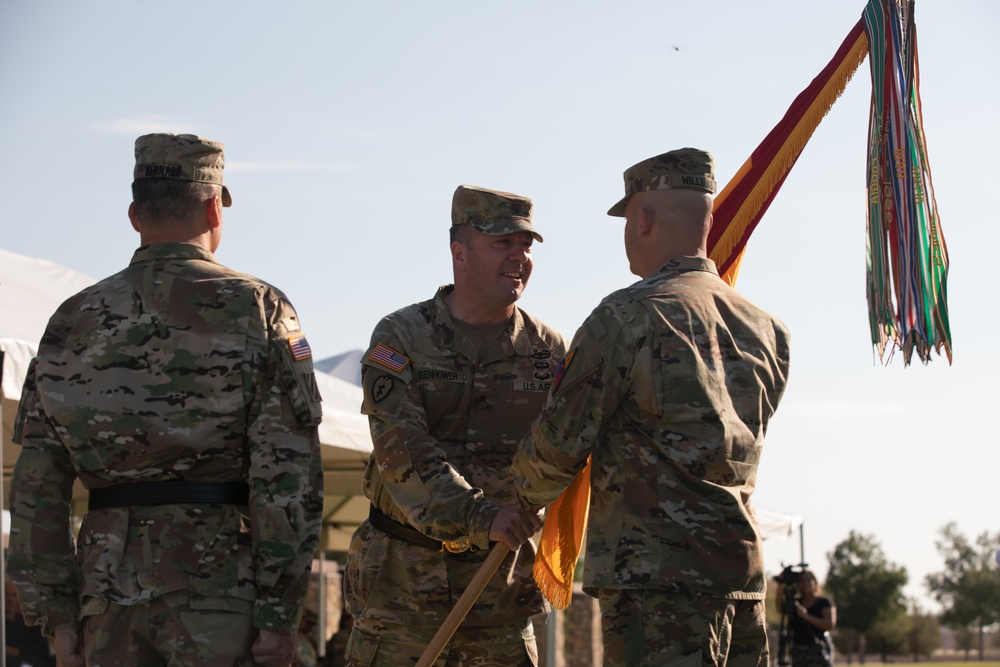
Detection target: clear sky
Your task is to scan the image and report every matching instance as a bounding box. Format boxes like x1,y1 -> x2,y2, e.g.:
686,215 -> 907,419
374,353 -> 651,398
2,1 -> 997,612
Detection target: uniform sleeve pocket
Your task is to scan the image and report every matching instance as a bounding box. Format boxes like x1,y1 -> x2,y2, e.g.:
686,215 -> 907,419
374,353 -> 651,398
275,335 -> 323,427
12,357 -> 39,443
76,510 -> 129,587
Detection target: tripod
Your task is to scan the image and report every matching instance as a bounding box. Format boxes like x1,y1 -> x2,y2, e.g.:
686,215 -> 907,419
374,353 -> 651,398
776,583 -> 798,667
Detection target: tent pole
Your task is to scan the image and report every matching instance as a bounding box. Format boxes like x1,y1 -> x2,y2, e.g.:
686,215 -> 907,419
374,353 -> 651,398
546,607 -> 564,666
1,349 -> 7,667
317,549 -> 326,658
799,522 -> 806,565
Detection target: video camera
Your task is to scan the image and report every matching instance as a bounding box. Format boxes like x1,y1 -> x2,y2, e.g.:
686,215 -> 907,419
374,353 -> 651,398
774,563 -> 808,666
773,562 -> 808,586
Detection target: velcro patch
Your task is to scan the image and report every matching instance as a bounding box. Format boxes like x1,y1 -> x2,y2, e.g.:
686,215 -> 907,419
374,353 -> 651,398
288,334 -> 313,361
304,371 -> 322,403
369,343 -> 410,372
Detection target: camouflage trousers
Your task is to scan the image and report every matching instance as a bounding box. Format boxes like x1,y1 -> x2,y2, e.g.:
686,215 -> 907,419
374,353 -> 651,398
790,640 -> 834,667
82,590 -> 257,666
344,616 -> 538,667
597,589 -> 768,667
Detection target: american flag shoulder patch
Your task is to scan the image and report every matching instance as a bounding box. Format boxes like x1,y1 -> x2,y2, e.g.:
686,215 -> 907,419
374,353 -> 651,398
369,342 -> 410,372
288,334 -> 313,362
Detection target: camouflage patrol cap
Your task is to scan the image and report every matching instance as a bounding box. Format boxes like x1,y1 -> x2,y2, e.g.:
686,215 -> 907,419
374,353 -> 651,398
133,133 -> 232,207
607,147 -> 716,217
451,185 -> 543,242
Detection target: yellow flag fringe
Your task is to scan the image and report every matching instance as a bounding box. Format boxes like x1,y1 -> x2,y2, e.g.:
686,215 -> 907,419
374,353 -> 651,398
711,30 -> 870,285
532,459 -> 590,609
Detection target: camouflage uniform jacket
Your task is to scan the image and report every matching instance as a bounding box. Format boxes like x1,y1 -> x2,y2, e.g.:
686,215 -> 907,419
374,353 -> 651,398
512,256 -> 790,600
8,243 -> 324,636
346,285 -> 568,627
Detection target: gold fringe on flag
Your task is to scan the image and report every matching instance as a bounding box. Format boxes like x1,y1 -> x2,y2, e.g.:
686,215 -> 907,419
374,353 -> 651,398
712,27 -> 870,285
531,460 -> 590,609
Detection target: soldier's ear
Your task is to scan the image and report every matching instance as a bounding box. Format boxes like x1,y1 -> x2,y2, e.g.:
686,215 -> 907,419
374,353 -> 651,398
205,195 -> 223,230
128,202 -> 141,233
451,240 -> 466,269
638,205 -> 656,235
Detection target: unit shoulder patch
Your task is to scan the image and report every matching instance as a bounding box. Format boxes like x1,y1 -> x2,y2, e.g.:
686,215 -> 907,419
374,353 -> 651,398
371,374 -> 395,403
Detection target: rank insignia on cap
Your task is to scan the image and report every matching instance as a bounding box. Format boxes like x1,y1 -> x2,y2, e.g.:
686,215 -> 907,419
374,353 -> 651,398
288,334 -> 313,361
369,343 -> 410,372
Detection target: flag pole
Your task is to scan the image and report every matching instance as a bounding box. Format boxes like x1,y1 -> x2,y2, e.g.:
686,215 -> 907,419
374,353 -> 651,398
415,543 -> 511,667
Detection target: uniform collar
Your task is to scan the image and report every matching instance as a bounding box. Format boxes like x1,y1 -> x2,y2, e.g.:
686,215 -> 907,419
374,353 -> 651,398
130,243 -> 219,266
650,255 -> 719,279
431,285 -> 534,360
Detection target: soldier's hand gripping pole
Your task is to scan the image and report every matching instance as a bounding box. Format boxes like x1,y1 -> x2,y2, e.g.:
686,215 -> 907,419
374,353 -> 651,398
415,543 -> 511,667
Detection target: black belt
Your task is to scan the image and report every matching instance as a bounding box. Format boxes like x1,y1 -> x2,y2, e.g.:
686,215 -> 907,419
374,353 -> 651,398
368,505 -> 445,551
368,505 -> 475,554
89,481 -> 250,510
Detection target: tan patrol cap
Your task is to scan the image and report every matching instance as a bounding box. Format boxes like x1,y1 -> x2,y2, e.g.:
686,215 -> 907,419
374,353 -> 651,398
607,147 -> 716,217
133,133 -> 232,207
451,185 -> 543,242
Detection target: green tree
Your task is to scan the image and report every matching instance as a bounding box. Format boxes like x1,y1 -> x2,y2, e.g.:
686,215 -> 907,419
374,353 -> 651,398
925,523 -> 1000,661
867,606 -> 909,661
824,531 -> 908,663
953,626 -> 976,659
832,628 -> 860,664
905,601 -> 941,661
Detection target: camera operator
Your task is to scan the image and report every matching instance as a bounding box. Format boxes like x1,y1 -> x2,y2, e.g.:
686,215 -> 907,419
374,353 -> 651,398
775,569 -> 837,667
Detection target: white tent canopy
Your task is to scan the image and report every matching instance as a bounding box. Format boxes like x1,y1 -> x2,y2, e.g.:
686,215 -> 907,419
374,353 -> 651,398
757,505 -> 803,542
1,248 -> 101,485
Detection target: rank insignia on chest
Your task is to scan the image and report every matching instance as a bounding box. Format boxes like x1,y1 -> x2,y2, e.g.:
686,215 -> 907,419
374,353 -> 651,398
288,334 -> 313,361
369,342 -> 410,372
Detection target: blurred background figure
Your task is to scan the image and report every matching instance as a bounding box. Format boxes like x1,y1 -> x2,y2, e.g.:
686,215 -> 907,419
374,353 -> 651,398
789,569 -> 837,667
294,608 -> 319,667
5,576 -> 55,667
322,613 -> 353,667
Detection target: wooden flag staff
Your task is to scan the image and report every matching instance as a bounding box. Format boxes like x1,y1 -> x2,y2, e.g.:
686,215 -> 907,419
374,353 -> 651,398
414,543 -> 511,667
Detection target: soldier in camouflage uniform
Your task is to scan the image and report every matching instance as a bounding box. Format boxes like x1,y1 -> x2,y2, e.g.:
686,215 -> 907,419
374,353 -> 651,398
7,133 -> 324,667
511,149 -> 791,667
344,186 -> 568,666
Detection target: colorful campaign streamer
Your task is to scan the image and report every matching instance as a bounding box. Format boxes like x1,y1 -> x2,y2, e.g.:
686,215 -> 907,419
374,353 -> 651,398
863,0 -> 951,364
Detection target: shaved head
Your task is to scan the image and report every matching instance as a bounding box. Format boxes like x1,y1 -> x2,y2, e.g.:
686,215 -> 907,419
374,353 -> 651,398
623,188 -> 714,278
633,188 -> 713,233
